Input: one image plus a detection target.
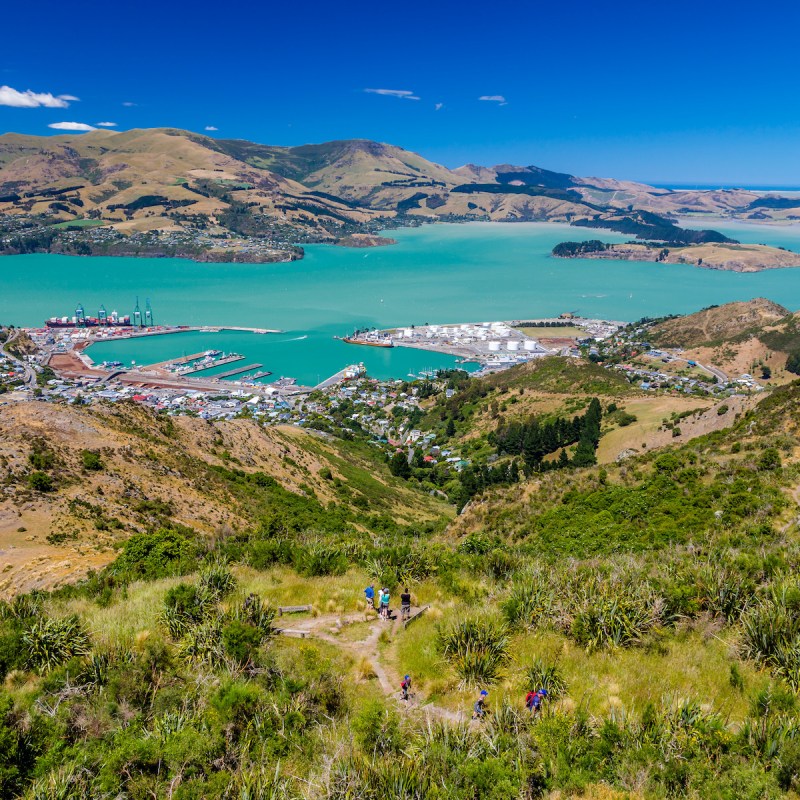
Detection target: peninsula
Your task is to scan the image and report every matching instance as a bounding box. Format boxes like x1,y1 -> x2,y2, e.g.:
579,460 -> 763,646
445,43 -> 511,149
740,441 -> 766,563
552,240 -> 800,272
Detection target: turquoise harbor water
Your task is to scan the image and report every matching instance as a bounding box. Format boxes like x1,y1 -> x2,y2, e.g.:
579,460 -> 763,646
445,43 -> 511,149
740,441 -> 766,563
2,221 -> 800,385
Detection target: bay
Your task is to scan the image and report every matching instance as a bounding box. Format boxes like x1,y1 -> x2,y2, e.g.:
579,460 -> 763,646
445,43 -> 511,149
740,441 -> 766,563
1,221 -> 800,385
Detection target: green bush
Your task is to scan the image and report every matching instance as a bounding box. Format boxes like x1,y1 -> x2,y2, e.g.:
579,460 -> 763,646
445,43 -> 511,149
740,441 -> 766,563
221,619 -> 262,665
81,450 -> 103,471
525,658 -> 567,700
22,615 -> 91,673
109,528 -> 200,582
27,471 -> 54,492
438,615 -> 510,687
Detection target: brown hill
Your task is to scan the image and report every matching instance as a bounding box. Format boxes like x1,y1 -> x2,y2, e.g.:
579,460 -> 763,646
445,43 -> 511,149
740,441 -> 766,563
647,298 -> 791,348
0,401 -> 450,597
2,128 -> 800,260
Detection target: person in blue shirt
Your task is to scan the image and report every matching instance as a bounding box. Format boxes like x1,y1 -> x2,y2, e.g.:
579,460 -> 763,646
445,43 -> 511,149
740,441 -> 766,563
472,689 -> 489,720
364,583 -> 375,609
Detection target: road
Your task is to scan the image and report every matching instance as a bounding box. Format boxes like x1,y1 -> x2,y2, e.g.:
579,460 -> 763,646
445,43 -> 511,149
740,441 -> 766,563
0,329 -> 38,387
671,356 -> 729,383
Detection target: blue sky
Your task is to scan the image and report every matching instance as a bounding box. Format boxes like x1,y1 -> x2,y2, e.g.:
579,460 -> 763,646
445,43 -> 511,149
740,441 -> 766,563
2,0 -> 799,185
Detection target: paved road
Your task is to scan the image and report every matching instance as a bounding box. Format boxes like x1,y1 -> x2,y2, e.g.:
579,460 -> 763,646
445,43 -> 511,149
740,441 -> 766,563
0,329 -> 37,387
671,356 -> 728,384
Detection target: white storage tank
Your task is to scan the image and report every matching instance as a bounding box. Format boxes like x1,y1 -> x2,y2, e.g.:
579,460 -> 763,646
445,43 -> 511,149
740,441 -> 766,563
523,340 -> 538,351
488,341 -> 501,352
507,340 -> 520,351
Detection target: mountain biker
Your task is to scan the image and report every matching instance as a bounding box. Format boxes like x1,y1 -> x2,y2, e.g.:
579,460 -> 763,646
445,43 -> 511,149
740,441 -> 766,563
401,674 -> 412,701
364,583 -> 375,609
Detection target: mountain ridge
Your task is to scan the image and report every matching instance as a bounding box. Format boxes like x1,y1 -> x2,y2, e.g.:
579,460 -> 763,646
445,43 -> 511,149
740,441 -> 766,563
1,127 -> 799,261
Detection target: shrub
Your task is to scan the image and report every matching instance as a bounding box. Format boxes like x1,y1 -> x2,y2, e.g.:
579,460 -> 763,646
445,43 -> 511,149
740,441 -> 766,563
22,616 -> 91,673
81,450 -> 103,471
28,471 -> 54,492
741,584 -> 800,688
352,699 -> 404,755
221,619 -> 262,665
570,584 -> 660,651
198,559 -> 237,600
437,615 -> 510,687
758,448 -> 781,471
110,528 -> 200,582
502,570 -> 558,628
162,583 -> 210,638
525,658 -> 567,700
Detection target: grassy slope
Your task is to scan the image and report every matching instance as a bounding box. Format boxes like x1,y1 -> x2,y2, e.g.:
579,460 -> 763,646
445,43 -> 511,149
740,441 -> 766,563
3,373 -> 800,797
0,402 -> 451,597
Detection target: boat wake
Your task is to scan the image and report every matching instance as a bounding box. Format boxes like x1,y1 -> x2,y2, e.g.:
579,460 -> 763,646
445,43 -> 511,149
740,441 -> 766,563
282,334 -> 308,342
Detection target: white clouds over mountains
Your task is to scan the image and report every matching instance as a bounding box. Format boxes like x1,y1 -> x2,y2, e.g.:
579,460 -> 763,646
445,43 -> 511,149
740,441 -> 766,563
48,122 -> 96,132
0,85 -> 79,108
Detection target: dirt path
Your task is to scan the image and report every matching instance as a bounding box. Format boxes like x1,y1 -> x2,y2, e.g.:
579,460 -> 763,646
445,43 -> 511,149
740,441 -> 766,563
276,608 -> 472,724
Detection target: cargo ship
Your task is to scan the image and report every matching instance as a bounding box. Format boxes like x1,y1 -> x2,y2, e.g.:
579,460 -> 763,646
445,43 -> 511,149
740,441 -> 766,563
341,336 -> 393,348
45,300 -> 152,329
337,328 -> 394,348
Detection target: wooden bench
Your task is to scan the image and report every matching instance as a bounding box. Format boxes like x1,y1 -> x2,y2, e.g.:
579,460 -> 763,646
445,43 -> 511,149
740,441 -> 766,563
403,605 -> 430,628
277,604 -> 312,616
274,628 -> 308,638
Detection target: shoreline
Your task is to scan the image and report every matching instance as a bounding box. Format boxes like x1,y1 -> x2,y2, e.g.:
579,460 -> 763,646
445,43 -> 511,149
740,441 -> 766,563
3,216 -> 800,266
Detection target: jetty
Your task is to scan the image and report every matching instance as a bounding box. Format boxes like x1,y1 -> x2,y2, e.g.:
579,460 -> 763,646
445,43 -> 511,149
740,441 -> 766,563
146,351 -> 208,369
182,354 -> 245,375
214,363 -> 264,379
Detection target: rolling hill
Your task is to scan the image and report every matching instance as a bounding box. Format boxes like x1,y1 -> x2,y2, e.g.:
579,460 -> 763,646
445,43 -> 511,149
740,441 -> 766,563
1,127 -> 799,261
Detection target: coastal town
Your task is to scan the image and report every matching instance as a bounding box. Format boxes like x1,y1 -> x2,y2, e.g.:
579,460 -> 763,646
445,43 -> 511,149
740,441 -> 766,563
0,306 -> 768,481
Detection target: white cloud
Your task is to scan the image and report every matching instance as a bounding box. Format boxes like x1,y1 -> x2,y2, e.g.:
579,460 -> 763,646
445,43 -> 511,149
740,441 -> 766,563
364,88 -> 420,100
95,121 -> 117,127
48,121 -> 97,132
0,85 -> 75,108
479,95 -> 507,105
58,94 -> 80,102
204,125 -> 218,131
435,102 -> 444,111
122,101 -> 137,107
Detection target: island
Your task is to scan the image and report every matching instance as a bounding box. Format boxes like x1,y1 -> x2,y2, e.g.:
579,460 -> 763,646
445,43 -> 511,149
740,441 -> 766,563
334,233 -> 397,248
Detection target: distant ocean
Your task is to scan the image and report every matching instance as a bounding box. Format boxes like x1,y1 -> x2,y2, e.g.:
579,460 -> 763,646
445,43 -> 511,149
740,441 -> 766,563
651,184 -> 800,193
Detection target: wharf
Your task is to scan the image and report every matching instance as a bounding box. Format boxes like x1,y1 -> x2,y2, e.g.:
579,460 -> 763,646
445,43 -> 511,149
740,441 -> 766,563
214,363 -> 264,379
146,351 -> 208,369
315,367 -> 350,390
182,354 -> 244,375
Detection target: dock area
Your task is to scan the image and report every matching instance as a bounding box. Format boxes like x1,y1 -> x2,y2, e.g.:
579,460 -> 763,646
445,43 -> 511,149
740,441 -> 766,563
314,363 -> 365,390
182,354 -> 244,375
146,351 -> 209,370
214,363 -> 264,379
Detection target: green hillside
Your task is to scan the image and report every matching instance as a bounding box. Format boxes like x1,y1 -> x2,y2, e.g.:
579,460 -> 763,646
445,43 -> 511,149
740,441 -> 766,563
2,370 -> 800,798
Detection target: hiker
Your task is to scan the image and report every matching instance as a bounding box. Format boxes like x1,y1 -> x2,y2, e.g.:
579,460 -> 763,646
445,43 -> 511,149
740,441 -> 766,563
401,674 -> 412,701
472,689 -> 489,720
382,587 -> 391,619
400,587 -> 411,620
378,587 -> 388,619
364,583 -> 375,609
526,688 -> 548,714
